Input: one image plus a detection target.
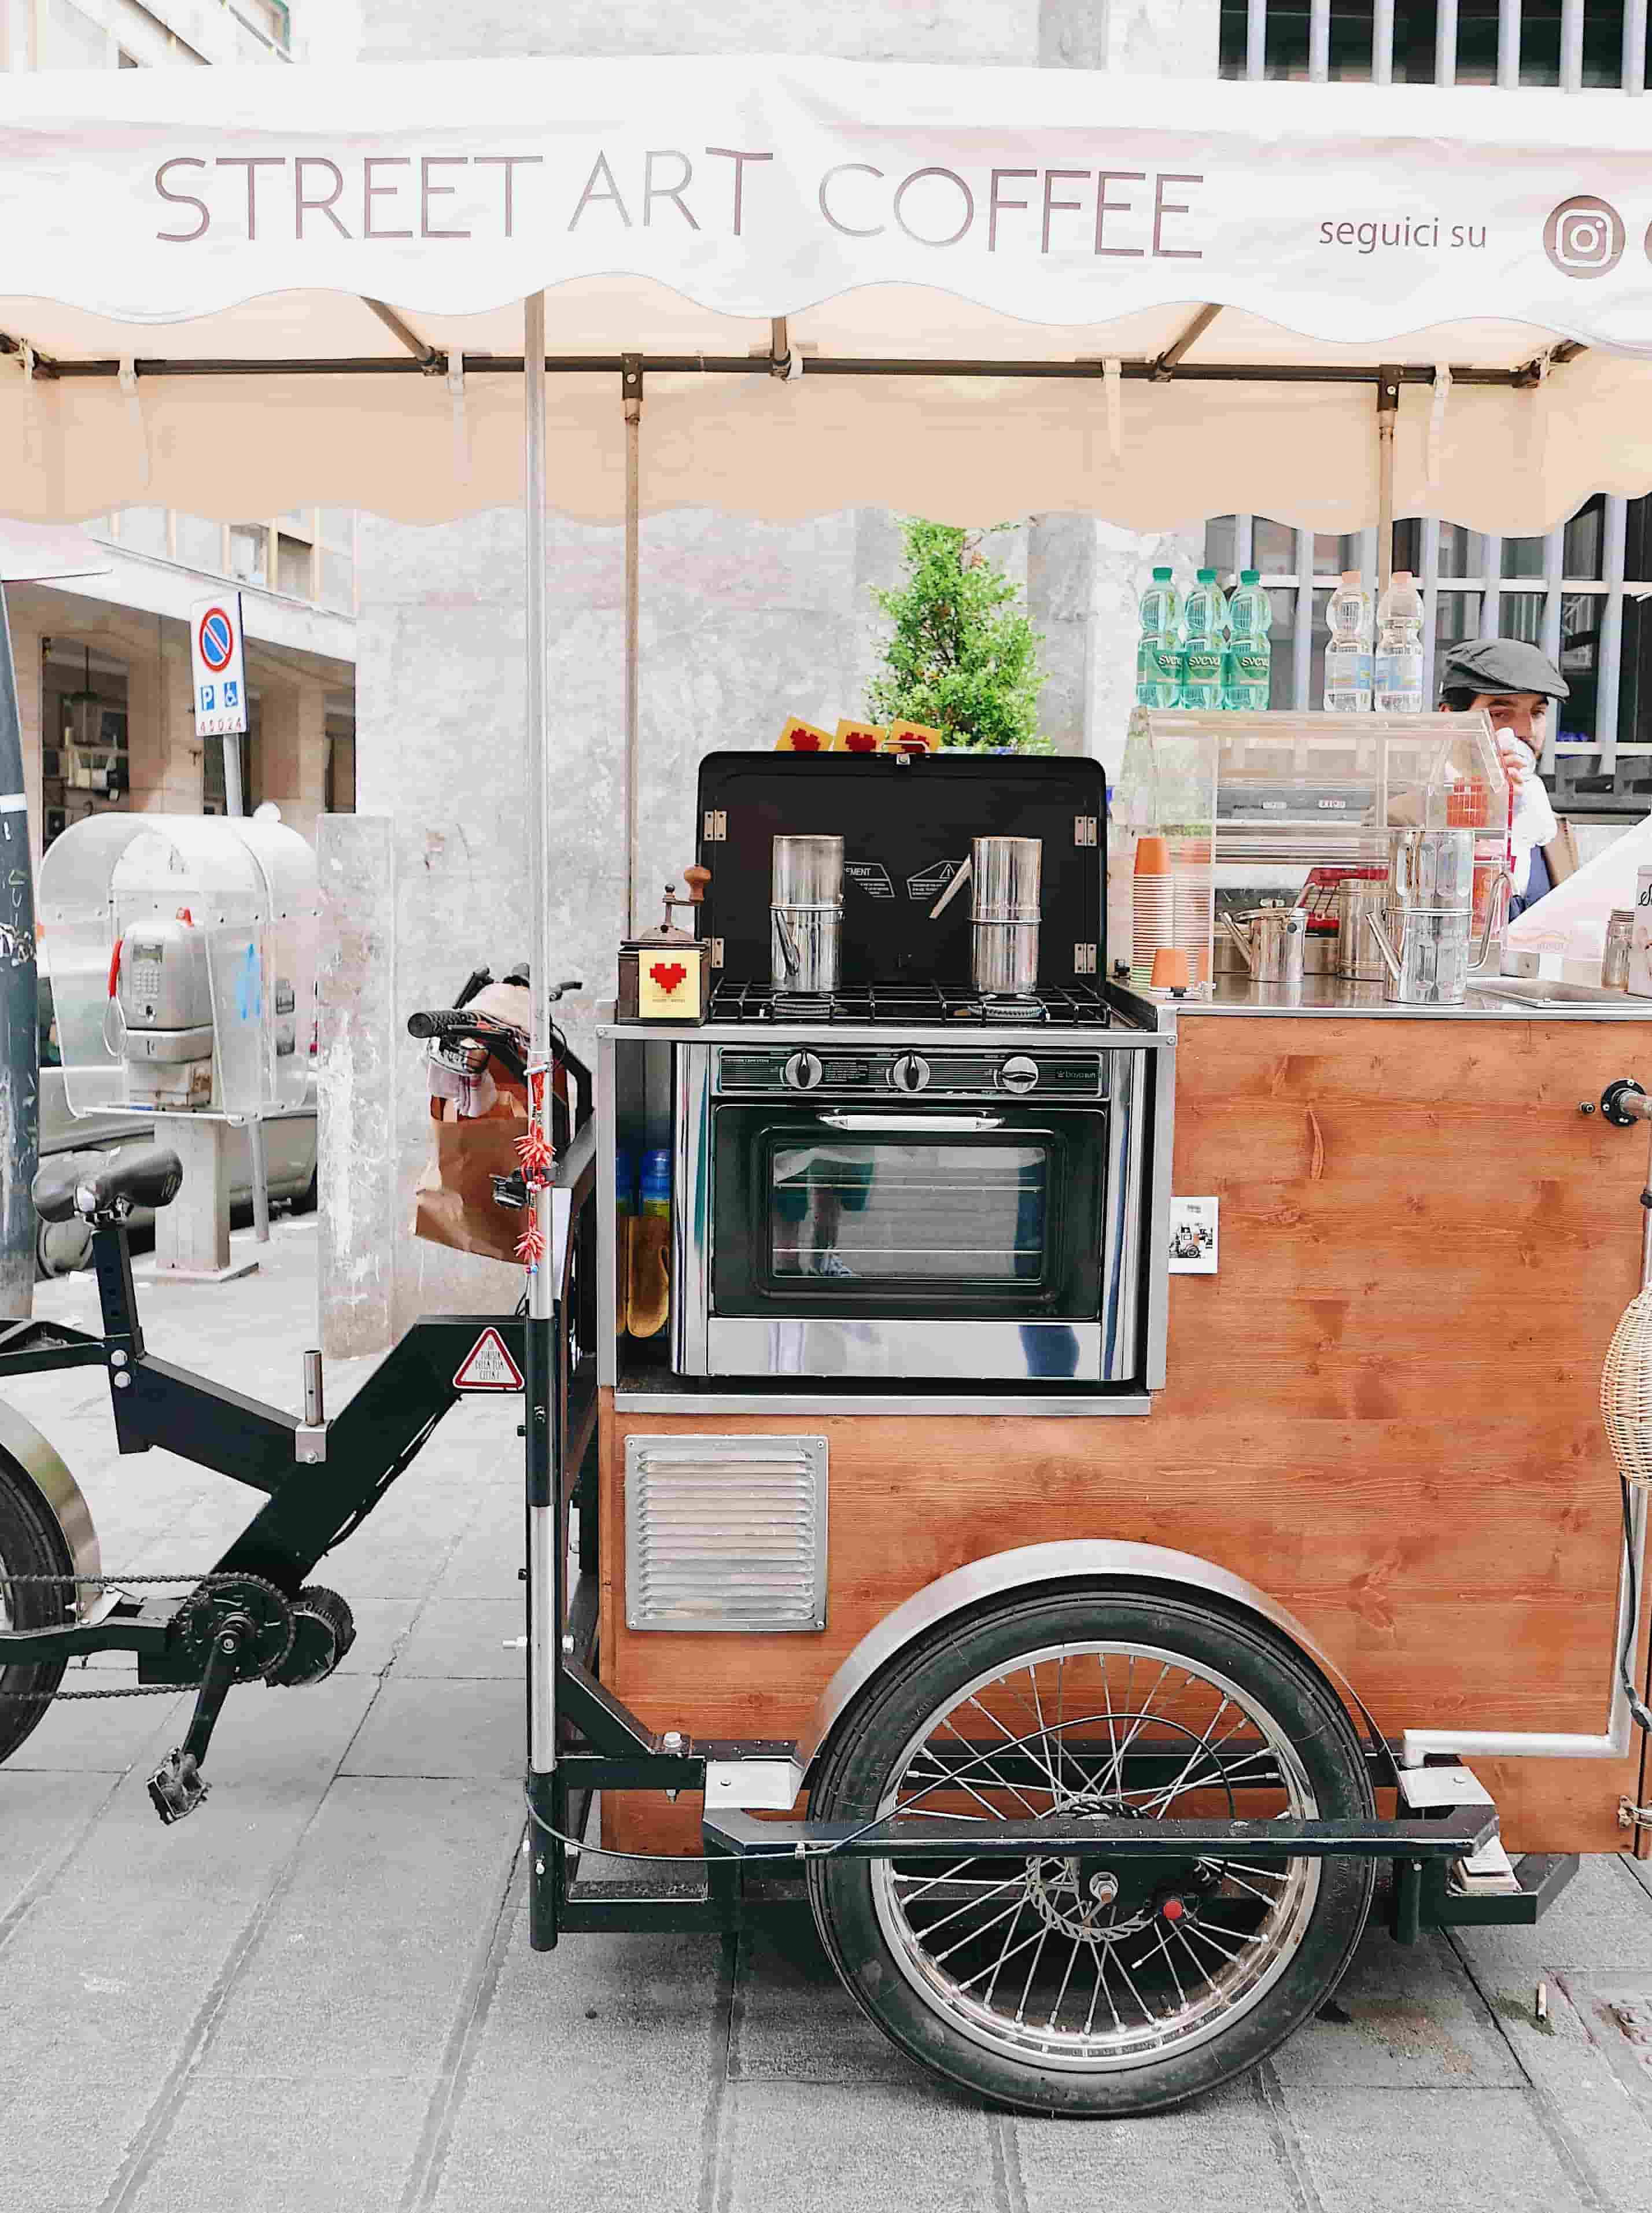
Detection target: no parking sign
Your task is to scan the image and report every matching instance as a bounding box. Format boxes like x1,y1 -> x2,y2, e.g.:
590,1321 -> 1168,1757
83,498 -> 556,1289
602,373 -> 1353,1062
189,592 -> 248,739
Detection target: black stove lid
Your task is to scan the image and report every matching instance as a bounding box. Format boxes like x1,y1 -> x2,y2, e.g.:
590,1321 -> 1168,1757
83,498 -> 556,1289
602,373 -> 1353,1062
696,750 -> 1106,990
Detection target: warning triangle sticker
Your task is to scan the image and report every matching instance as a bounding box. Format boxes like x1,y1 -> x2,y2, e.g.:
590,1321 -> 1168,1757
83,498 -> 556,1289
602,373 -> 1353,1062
453,1327 -> 524,1393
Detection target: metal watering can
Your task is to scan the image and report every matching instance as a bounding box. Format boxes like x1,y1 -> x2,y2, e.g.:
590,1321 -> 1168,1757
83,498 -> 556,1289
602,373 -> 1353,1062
1217,904 -> 1307,987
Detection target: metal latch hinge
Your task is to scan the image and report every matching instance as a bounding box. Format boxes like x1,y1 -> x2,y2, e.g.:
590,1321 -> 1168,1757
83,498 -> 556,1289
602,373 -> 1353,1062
703,810 -> 727,842
1074,943 -> 1097,974
1074,816 -> 1098,847
709,937 -> 724,968
1618,1795 -> 1652,1832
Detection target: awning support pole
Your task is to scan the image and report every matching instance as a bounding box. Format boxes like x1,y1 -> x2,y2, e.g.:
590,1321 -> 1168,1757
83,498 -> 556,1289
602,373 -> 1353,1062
1376,365 -> 1400,593
523,293 -> 560,1849
622,353 -> 643,940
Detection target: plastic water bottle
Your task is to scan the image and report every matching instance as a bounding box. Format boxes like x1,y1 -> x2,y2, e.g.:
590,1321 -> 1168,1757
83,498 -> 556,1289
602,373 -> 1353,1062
1134,566 -> 1181,710
1323,570 -> 1373,713
1224,570 -> 1272,711
1179,568 -> 1228,713
1374,570 -> 1425,714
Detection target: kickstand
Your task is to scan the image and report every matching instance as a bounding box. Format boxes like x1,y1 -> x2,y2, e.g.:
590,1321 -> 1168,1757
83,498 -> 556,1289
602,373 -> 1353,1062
148,1606 -> 253,1825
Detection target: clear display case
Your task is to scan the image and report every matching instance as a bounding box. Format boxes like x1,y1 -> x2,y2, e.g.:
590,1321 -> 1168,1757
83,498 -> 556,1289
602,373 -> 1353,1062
1115,710 -> 1507,991
39,813 -> 318,1120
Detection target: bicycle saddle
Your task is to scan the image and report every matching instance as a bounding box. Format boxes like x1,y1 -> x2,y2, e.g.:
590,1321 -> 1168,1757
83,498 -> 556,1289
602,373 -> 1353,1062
32,1146 -> 184,1223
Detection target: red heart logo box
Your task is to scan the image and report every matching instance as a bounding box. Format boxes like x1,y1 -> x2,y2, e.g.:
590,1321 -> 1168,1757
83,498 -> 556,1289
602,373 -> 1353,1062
649,961 -> 688,994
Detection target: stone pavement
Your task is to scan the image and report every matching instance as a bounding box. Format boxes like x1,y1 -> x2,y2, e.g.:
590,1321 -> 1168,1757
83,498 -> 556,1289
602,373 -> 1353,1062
6,1218 -> 1652,2211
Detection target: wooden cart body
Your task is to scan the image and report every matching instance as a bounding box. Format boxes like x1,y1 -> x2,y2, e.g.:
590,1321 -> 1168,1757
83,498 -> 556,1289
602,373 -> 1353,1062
600,1003 -> 1652,1858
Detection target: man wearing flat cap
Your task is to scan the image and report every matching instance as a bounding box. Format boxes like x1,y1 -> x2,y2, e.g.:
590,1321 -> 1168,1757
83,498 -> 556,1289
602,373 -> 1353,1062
1437,637 -> 1569,914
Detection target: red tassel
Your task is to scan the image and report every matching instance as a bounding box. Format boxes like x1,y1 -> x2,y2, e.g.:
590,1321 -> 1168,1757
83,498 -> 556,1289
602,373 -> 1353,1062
515,1219 -> 547,1269
517,1124 -> 554,1179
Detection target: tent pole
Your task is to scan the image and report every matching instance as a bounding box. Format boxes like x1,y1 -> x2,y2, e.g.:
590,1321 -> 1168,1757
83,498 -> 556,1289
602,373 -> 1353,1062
1376,364 -> 1399,593
523,291 -> 559,1831
622,355 -> 642,940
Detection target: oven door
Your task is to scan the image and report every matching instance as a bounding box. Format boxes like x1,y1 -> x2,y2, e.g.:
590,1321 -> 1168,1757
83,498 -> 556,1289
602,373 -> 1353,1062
708,1105 -> 1107,1381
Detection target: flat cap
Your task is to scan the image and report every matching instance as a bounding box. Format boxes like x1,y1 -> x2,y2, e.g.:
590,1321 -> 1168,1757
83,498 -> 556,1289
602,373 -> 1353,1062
1436,636 -> 1569,703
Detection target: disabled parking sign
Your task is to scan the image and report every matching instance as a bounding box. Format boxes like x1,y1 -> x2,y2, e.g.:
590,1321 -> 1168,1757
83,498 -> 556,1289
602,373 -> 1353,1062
190,592 -> 248,739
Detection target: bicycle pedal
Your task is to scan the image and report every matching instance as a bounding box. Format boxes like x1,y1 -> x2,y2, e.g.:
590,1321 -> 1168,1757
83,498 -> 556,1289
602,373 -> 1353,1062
148,1749 -> 209,1825
266,1586 -> 356,1688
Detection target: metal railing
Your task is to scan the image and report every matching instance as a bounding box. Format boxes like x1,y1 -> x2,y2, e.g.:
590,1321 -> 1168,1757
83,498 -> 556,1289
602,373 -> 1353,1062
1237,0 -> 1646,88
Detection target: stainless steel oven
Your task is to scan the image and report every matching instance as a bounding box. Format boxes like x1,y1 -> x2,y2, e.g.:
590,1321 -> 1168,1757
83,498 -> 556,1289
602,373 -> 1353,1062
672,1040 -> 1153,1383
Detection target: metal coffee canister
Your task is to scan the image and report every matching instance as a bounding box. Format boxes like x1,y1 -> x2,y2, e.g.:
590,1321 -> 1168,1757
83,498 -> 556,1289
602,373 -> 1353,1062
1388,826 -> 1478,912
1629,869 -> 1652,998
969,835 -> 1042,997
1603,909 -> 1635,991
1334,879 -> 1389,982
770,835 -> 844,994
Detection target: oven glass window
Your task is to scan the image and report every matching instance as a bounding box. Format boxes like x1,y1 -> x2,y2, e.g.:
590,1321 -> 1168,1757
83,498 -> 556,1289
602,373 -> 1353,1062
768,1140 -> 1049,1285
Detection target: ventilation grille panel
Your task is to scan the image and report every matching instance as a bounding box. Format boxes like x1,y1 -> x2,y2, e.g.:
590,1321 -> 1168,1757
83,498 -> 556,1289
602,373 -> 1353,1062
625,1434 -> 827,1632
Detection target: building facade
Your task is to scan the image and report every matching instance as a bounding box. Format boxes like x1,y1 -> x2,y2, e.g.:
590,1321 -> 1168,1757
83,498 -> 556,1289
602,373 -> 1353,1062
2,0 -> 356,872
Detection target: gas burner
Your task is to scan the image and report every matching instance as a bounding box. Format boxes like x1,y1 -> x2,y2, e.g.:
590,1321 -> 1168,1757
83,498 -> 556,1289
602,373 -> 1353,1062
706,980 -> 1112,1027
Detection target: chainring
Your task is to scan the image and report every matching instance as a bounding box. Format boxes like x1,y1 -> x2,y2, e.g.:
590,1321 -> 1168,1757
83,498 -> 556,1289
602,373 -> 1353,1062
171,1574 -> 294,1685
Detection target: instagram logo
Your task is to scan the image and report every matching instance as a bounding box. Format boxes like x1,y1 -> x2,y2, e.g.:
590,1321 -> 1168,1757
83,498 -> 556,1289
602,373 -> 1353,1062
1544,194 -> 1625,278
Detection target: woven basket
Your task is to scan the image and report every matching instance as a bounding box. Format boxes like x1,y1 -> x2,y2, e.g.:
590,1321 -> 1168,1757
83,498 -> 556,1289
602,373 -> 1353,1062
1602,1288 -> 1652,1492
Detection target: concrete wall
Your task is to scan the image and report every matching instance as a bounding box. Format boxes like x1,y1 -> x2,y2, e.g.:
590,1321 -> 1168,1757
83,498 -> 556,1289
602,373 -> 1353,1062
318,0 -> 1222,1353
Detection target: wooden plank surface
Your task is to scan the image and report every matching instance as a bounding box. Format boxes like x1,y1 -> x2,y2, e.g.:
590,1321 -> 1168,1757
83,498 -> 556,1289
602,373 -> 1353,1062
600,1015 -> 1652,1856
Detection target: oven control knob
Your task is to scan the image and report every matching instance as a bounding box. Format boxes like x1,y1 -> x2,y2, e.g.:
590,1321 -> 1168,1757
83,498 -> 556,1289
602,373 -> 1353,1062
999,1055 -> 1040,1096
889,1053 -> 931,1094
783,1051 -> 824,1091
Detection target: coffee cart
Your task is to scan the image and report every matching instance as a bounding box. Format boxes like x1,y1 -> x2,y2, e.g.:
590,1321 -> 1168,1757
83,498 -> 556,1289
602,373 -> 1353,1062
3,55 -> 1652,2116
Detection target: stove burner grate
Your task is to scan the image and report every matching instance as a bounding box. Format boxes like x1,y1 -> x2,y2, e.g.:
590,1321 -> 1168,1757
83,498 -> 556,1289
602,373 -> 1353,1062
706,979 -> 1111,1027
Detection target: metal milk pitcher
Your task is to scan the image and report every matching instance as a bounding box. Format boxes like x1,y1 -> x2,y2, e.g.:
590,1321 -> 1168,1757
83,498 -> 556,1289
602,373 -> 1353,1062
1334,879 -> 1389,982
1366,872 -> 1512,1006
770,835 -> 844,994
1218,904 -> 1307,987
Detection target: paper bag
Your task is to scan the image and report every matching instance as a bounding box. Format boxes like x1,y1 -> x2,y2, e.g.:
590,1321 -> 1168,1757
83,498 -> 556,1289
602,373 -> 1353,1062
413,1116 -> 525,1264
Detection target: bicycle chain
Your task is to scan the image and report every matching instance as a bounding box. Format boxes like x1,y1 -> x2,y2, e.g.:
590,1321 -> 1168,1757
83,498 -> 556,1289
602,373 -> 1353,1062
0,1572 -> 287,1703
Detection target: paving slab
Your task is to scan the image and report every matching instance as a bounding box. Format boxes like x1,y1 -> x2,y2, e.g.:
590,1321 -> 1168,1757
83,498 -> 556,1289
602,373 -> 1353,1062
427,1922 -> 729,2213
1273,1924 -> 1520,2089
124,2076 -> 434,2213
392,1597 -> 525,1680
1284,2085 -> 1595,2213
1017,2076 -> 1296,2213
729,1918 -> 917,2087
722,2078 -> 999,2213
1474,1969 -> 1652,2213
340,1675 -> 521,1779
191,1776 -> 519,2081
0,1769 -> 121,1928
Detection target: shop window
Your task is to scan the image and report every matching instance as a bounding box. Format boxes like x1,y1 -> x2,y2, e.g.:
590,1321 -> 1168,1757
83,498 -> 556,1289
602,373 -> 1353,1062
276,533 -> 312,598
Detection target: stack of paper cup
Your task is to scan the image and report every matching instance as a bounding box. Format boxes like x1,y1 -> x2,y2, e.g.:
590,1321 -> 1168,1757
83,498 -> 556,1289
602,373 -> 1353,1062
1132,836 -> 1177,987
1628,866 -> 1652,998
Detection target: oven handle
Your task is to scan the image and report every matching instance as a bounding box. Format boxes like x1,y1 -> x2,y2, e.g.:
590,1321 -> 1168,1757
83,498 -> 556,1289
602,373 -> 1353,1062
813,1112 -> 1006,1133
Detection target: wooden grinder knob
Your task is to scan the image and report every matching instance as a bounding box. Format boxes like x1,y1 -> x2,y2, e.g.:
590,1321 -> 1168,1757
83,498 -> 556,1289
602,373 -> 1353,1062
681,865 -> 711,905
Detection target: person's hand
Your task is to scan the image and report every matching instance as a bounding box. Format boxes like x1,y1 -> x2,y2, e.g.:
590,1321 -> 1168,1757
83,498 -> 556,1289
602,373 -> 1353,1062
1496,728 -> 1536,792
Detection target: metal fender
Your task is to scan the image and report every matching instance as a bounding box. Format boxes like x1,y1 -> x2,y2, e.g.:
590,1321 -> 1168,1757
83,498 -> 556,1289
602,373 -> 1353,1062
797,1539 -> 1373,1773
0,1399 -> 102,1614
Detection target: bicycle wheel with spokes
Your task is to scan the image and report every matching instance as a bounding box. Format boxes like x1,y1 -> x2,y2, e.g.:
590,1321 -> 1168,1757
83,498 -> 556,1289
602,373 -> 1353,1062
0,1454 -> 73,1765
806,1586 -> 1375,2115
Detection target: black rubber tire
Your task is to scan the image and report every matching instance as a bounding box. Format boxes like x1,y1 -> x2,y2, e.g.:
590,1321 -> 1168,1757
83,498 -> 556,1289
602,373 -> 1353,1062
0,1453 -> 73,1765
806,1585 -> 1376,2116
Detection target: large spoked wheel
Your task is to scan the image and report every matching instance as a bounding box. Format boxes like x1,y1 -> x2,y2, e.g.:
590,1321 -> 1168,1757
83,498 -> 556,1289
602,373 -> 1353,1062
806,1587 -> 1375,2115
0,1456 -> 73,1765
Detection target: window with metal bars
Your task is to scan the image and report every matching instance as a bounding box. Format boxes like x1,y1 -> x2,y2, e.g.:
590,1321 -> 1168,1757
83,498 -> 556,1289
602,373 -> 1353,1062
1202,503 -> 1652,813
1220,1 -> 1648,88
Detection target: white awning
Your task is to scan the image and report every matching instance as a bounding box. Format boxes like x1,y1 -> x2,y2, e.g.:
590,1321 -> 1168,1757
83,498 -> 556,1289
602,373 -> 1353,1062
3,55 -> 1651,530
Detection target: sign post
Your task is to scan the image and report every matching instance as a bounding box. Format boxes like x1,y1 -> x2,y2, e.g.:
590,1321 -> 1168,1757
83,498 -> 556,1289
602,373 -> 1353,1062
0,587 -> 37,1319
188,592 -> 270,1244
